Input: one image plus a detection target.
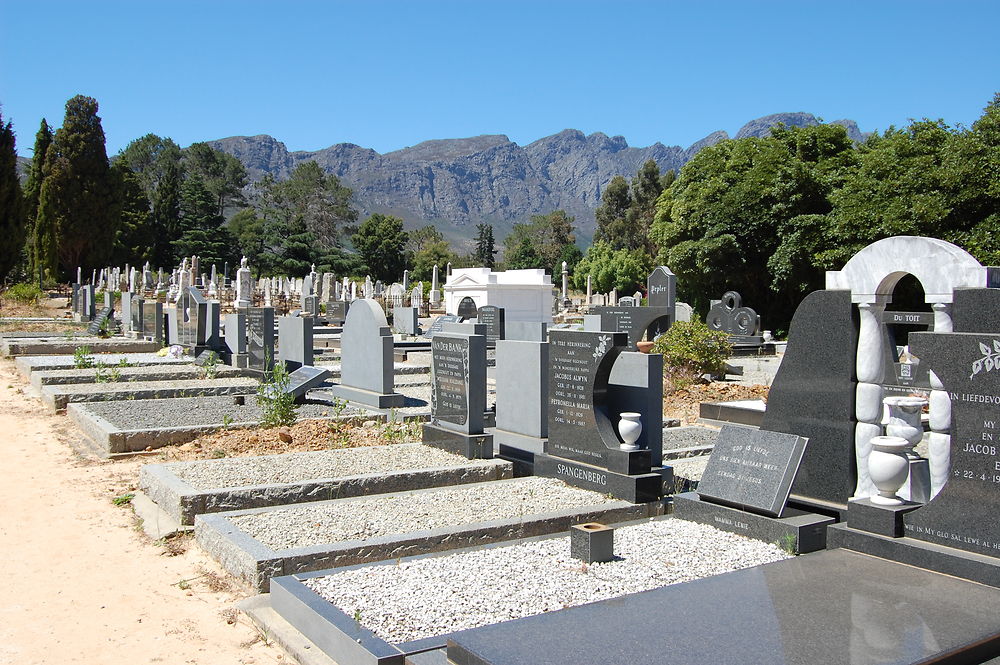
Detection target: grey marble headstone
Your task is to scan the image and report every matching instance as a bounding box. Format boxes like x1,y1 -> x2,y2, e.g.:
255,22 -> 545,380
278,315 -> 313,371
697,426 -> 808,518
495,339 -> 549,450
225,312 -> 247,355
392,306 -> 420,335
423,314 -> 461,337
120,292 -> 134,332
647,266 -> 676,310
332,299 -> 403,406
505,321 -> 547,342
431,332 -> 487,434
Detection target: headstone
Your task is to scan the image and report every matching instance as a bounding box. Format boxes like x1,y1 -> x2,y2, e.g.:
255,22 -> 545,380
246,307 -> 276,374
327,300 -> 349,326
325,299 -> 405,408
175,286 -> 208,350
697,426 -> 808,518
303,295 -> 320,319
903,331 -> 1000,557
278,315 -> 313,371
422,330 -> 492,458
225,312 -> 247,355
235,257 -> 252,308
593,305 -> 672,350
494,338 -> 549,458
533,330 -> 664,502
423,314 -> 461,337
141,301 -> 163,343
282,365 -> 331,403
647,266 -> 676,310
707,291 -> 762,342
391,306 -> 420,336
87,307 -> 113,336
476,305 -> 505,344
616,296 -> 637,307
457,296 -> 478,320
505,321 -> 547,342
120,292 -> 134,333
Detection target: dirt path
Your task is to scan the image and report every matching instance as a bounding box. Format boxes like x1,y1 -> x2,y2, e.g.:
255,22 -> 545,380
0,358 -> 285,665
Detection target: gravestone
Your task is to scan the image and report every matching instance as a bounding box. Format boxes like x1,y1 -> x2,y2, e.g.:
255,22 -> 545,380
505,321 -> 547,342
593,305 -> 672,350
278,315 -> 313,371
326,300 -> 349,326
87,307 -> 114,336
71,284 -> 80,314
616,296 -> 636,307
706,291 -> 768,349
533,330 -> 664,502
647,265 -> 676,310
260,365 -> 331,404
476,305 -> 505,344
696,426 -> 808,518
120,293 -> 134,333
422,331 -> 492,458
225,312 -> 247,366
325,299 -> 405,408
423,314 -> 461,337
493,338 -> 549,460
303,295 -> 320,319
140,301 -> 163,343
246,307 -> 276,374
129,296 -> 143,335
391,306 -> 420,336
174,286 -> 209,350
457,296 -> 478,320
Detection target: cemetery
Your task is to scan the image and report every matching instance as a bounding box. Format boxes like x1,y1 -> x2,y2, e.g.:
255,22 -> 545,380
2,235 -> 1000,665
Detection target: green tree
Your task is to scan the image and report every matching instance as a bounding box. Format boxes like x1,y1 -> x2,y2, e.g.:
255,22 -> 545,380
109,162 -> 155,266
593,175 -> 632,250
352,213 -> 408,283
411,239 -> 457,281
473,223 -> 496,268
171,174 -> 236,267
23,118 -> 52,276
0,111 -> 25,281
571,240 -> 650,293
183,142 -> 247,216
501,210 -> 581,272
35,95 -> 118,277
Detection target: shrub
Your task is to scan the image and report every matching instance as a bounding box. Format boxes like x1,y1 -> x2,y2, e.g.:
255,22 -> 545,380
4,283 -> 44,304
256,360 -> 298,427
73,346 -> 95,369
651,320 -> 732,390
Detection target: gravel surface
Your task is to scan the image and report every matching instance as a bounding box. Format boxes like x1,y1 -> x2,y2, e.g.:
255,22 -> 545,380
75,395 -> 371,429
18,353 -> 191,371
48,376 -> 258,396
168,443 -> 490,490
305,518 -> 791,644
230,477 -> 616,550
670,455 -> 711,484
32,364 -> 249,385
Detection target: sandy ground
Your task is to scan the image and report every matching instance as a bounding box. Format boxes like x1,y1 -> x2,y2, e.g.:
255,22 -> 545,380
0,357 -> 287,665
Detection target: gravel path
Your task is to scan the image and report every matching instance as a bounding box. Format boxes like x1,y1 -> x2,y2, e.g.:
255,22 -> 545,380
230,477 -> 616,550
168,443 -> 490,490
306,518 -> 791,644
76,395 -> 370,429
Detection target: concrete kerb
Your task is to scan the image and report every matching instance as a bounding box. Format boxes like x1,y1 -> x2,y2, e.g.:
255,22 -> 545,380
196,487 -> 662,592
41,378 -> 261,412
3,338 -> 159,357
140,449 -> 514,525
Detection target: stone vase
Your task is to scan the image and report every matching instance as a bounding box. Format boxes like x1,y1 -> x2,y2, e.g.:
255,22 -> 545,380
868,435 -> 910,505
883,396 -> 927,449
618,412 -> 642,451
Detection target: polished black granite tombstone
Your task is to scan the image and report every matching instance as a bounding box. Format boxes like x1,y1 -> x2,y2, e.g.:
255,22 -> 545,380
246,307 -> 275,375
696,426 -> 807,517
476,305 -> 504,344
706,290 -> 760,337
594,305 -> 672,350
954,287 -> 1000,333
284,365 -> 331,402
445,549 -> 1000,665
457,296 -> 478,320
903,331 -> 1000,557
760,289 -> 858,514
423,315 -> 461,338
535,330 -> 663,502
646,265 -> 675,310
422,331 -> 492,458
176,286 -> 208,350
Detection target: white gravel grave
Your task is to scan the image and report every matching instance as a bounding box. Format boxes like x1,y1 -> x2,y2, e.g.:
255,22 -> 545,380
305,518 -> 791,644
168,444 -> 495,490
229,477 -> 617,551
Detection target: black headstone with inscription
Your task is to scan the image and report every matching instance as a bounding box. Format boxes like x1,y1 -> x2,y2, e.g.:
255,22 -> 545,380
327,300 -> 348,325
130,296 -> 144,333
595,306 -> 672,350
246,306 -> 276,374
647,266 -> 676,310
904,331 -> 1000,558
457,296 -> 478,320
476,305 -> 505,344
423,314 -> 461,338
87,307 -> 113,335
697,426 -> 808,518
423,330 -> 491,458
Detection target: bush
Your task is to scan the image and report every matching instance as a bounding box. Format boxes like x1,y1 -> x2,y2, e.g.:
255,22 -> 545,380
4,283 -> 44,304
256,360 -> 298,427
651,320 -> 732,390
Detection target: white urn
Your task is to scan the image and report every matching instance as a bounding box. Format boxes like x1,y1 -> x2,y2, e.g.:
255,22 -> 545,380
868,435 -> 910,505
883,396 -> 927,449
618,412 -> 642,451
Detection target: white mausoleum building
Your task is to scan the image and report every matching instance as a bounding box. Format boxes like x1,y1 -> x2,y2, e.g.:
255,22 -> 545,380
443,268 -> 554,323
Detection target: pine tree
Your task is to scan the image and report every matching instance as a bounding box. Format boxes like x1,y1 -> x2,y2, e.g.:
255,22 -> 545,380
473,223 -> 496,268
0,112 -> 25,281
23,119 -> 52,275
35,96 -> 118,277
171,175 -> 236,267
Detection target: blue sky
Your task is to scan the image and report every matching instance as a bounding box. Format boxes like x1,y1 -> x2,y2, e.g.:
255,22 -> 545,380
2,0 -> 998,158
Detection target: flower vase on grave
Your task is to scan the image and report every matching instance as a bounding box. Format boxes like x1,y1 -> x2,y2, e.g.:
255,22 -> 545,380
618,412 -> 642,451
867,435 -> 910,505
883,396 -> 927,448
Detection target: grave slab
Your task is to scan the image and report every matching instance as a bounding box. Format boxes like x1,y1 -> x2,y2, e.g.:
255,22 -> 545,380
445,549 -> 1000,665
2,337 -> 159,357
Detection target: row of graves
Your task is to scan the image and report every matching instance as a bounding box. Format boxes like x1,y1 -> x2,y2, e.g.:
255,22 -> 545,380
16,236 -> 1000,664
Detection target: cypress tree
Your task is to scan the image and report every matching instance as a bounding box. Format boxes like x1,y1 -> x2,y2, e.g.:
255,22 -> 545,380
35,95 -> 118,278
23,119 -> 52,275
0,112 -> 25,282
171,174 -> 236,267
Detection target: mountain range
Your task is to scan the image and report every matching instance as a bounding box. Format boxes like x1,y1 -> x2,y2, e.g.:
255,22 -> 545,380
207,112 -> 864,245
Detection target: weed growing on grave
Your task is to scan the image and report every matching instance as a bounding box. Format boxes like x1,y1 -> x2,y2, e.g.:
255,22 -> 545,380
221,414 -> 234,428
353,608 -> 363,623
776,533 -> 798,555
256,359 -> 298,427
73,346 -> 95,369
329,396 -> 349,418
93,362 -> 122,383
4,283 -> 44,304
651,320 -> 732,391
198,351 -> 220,379
111,492 -> 134,506
117,358 -> 134,367
209,448 -> 227,458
